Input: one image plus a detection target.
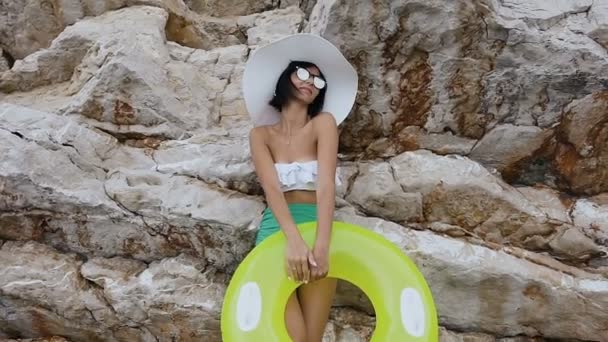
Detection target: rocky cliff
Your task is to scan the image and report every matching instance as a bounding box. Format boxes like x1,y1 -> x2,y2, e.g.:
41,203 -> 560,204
1,0 -> 607,341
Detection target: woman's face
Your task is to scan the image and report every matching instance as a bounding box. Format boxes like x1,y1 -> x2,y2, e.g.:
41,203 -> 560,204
290,65 -> 323,104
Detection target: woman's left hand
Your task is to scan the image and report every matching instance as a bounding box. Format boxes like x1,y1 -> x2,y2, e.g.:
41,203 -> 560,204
310,244 -> 329,281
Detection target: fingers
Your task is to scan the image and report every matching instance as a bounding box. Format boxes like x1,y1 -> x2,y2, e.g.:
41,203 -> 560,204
311,266 -> 327,281
286,261 -> 295,281
289,259 -> 300,282
306,252 -> 317,281
308,253 -> 318,268
287,255 -> 301,282
321,268 -> 328,278
301,256 -> 310,283
286,249 -> 315,283
294,257 -> 304,282
289,256 -> 309,283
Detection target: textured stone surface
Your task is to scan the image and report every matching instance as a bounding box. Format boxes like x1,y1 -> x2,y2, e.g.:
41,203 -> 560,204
0,0 -> 170,60
572,194 -> 608,249
334,207 -> 608,341
81,254 -> 225,341
184,0 -> 276,16
469,124 -> 554,178
365,125 -> 478,158
386,150 -> 605,261
184,0 -> 316,18
164,0 -> 245,50
516,185 -> 572,224
153,133 -> 258,194
307,0 -> 608,190
554,91 -> 608,195
0,104 -> 263,267
346,162 -> 423,223
0,241 -> 119,340
1,0 -> 608,341
0,48 -> 9,73
439,327 -> 544,341
238,6 -> 305,47
2,337 -> 71,342
1,6 -> 250,141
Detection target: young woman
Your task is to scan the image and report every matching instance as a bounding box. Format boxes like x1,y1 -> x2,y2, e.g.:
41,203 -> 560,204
242,34 -> 358,342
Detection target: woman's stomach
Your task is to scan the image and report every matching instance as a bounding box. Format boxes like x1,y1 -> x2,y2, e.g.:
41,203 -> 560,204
284,190 -> 316,204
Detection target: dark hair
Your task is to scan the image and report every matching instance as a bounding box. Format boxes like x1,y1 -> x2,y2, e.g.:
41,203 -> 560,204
269,61 -> 327,118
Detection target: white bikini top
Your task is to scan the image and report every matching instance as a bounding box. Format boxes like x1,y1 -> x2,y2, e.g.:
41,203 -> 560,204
274,160 -> 340,192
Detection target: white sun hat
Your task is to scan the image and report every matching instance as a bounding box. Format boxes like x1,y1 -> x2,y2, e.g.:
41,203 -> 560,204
242,33 -> 358,127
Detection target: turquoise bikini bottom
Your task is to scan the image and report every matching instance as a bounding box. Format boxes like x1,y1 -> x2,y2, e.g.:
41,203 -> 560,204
255,203 -> 317,245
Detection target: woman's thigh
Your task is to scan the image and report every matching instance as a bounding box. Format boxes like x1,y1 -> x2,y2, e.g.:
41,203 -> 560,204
297,277 -> 338,341
285,290 -> 307,342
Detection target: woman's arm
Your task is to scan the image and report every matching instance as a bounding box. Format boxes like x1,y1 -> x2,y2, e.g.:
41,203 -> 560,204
313,113 -> 338,250
249,127 -> 312,282
249,127 -> 300,240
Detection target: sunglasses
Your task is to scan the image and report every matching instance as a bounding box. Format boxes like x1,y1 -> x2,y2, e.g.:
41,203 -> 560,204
295,66 -> 326,90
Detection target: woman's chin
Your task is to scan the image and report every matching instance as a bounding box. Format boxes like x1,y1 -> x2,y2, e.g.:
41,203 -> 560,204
293,95 -> 315,105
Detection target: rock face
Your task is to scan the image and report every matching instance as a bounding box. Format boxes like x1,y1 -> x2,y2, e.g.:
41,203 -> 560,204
0,0 -> 165,60
554,91 -> 608,195
1,0 -> 608,341
334,208 -> 608,340
308,0 -> 608,195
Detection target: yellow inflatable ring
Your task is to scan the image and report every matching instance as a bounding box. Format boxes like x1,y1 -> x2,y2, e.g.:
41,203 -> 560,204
221,221 -> 439,341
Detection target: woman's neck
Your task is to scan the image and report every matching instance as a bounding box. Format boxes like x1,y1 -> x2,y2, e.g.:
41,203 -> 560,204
279,101 -> 309,132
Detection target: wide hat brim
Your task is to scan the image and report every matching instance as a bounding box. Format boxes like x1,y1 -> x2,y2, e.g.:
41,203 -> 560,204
242,34 -> 358,127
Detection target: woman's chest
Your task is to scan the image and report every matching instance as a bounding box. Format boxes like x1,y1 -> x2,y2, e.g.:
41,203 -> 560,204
267,131 -> 317,163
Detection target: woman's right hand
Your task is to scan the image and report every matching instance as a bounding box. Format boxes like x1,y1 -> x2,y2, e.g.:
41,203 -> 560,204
285,235 -> 316,283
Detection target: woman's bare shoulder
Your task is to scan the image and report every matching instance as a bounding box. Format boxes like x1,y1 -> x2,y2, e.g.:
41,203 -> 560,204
311,112 -> 337,130
249,125 -> 271,142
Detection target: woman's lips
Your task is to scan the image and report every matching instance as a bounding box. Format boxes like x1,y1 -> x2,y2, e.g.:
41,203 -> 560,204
298,87 -> 313,96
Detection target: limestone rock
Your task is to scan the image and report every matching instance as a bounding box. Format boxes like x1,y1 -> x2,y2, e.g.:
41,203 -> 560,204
0,241 -> 118,340
0,48 -> 9,73
167,3 -> 306,50
281,0 -> 317,18
0,104 -> 263,266
468,124 -> 554,179
365,126 -> 478,158
497,0 -> 592,29
104,168 -> 264,267
439,327 -> 544,341
547,224 -> 605,260
0,103 -> 156,173
389,151 -> 554,252
341,149 -> 606,262
306,0 -> 608,196
346,162 -> 423,223
0,112 -> 124,216
516,185 -> 572,224
0,0 -> 190,60
238,6 -> 305,47
184,0 -> 277,16
1,6 -> 250,140
554,91 -> 608,195
153,133 -> 258,194
1,0 -> 121,60
184,0 -> 315,18
2,0 -> 608,340
0,0 -> 71,60
0,105 -> 179,262
572,195 -> 608,248
81,254 -> 225,341
334,207 -> 608,341
322,307 -> 374,341
2,338 -> 71,342
165,7 -> 245,50
588,1 -> 608,48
